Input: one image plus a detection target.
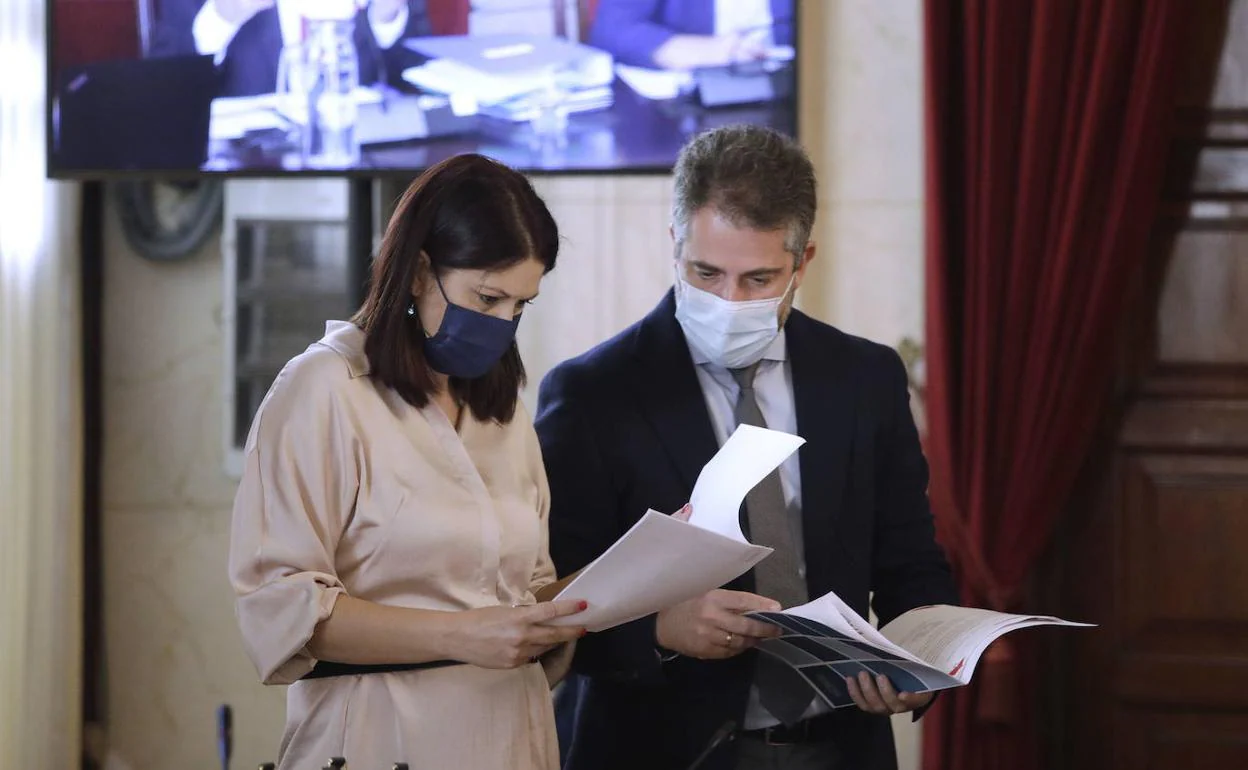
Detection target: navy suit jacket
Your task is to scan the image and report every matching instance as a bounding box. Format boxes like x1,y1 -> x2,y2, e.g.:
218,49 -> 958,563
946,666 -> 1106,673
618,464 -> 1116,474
535,291 -> 957,770
589,0 -> 795,68
149,0 -> 431,97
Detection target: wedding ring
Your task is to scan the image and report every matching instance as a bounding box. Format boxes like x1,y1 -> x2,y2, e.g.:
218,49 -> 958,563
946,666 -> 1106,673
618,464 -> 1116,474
725,632 -> 735,645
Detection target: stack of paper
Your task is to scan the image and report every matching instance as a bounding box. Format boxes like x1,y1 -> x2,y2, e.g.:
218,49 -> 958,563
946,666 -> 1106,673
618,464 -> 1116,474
550,425 -> 804,632
402,34 -> 615,107
209,88 -> 385,141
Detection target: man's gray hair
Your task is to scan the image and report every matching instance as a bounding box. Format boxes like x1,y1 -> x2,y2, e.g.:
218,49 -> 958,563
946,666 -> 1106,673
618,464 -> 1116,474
671,125 -> 817,260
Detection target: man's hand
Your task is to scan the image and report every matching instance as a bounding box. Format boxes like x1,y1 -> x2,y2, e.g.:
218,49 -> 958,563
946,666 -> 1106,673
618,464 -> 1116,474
846,671 -> 934,715
213,0 -> 274,26
655,590 -> 782,660
652,33 -> 767,71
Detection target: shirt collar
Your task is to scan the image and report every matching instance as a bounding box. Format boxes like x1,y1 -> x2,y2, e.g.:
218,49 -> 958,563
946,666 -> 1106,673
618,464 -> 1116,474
688,329 -> 788,368
318,320 -> 371,378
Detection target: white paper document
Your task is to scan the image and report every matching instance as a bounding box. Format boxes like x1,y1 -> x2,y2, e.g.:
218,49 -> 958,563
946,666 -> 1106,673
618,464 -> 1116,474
209,88 -> 385,141
880,605 -> 1092,683
687,425 -> 805,541
550,425 -> 804,632
747,591 -> 1093,710
614,64 -> 691,100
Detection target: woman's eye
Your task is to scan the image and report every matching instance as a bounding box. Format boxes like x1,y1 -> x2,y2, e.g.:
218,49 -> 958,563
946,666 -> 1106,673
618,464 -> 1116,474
477,293 -> 503,306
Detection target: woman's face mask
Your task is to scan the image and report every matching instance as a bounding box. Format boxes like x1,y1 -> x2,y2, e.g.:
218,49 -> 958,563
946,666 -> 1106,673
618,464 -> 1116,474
413,273 -> 521,379
410,262 -> 541,379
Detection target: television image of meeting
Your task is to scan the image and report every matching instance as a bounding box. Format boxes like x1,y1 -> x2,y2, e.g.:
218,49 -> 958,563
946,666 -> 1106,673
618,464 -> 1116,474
47,0 -> 798,176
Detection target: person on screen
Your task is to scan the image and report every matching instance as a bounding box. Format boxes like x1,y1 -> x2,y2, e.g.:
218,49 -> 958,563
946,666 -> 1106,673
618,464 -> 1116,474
149,0 -> 432,97
588,0 -> 794,70
535,125 -> 958,770
228,154 -> 587,770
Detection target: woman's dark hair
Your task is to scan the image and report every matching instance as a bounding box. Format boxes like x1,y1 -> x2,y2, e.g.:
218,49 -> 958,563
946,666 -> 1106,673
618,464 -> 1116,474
351,154 -> 559,424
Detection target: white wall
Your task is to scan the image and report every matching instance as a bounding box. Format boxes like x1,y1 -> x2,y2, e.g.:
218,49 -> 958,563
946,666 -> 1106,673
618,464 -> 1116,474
97,2 -> 927,768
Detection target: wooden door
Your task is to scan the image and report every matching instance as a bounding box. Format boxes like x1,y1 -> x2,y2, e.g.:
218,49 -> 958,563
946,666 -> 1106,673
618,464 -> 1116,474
1057,2 -> 1248,768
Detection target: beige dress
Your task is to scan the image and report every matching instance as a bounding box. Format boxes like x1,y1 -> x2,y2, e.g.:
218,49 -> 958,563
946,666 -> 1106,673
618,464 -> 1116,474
229,320 -> 568,770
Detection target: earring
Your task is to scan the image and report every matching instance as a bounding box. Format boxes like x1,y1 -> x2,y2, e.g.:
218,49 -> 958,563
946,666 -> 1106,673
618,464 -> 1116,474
406,301 -> 416,318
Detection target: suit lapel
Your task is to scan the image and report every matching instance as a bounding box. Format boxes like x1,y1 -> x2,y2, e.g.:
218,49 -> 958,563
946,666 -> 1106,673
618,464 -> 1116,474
787,311 -> 855,596
241,8 -> 283,94
628,291 -> 720,497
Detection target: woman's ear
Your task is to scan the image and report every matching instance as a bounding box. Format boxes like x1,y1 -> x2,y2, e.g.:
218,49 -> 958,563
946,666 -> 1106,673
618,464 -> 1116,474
412,250 -> 432,296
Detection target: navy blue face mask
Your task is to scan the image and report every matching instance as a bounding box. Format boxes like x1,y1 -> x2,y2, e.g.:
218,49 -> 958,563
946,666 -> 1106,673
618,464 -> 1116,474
410,274 -> 521,379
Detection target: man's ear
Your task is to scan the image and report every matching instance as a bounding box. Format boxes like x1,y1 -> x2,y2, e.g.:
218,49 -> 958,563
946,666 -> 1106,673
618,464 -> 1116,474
794,240 -> 817,287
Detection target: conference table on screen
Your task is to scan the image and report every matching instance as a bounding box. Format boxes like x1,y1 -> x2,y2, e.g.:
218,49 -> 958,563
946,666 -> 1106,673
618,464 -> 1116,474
204,76 -> 796,173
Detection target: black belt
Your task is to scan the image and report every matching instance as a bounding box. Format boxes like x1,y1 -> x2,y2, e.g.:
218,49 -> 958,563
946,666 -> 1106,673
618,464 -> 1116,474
739,712 -> 843,746
301,660 -> 462,680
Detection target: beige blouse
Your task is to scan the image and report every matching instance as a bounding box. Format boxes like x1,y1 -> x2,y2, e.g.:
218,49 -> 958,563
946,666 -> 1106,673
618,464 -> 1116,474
229,320 -> 568,770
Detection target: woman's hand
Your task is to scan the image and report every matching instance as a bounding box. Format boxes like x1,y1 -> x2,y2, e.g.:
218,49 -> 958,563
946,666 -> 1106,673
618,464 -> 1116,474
446,600 -> 588,669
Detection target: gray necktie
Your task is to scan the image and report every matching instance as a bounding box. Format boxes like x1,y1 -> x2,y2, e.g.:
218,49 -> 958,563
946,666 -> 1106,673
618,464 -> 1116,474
731,363 -> 807,608
731,363 -> 815,725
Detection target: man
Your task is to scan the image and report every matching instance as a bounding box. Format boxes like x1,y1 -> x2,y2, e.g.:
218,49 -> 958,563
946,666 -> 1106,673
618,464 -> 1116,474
149,0 -> 432,97
589,0 -> 794,70
535,125 -> 957,770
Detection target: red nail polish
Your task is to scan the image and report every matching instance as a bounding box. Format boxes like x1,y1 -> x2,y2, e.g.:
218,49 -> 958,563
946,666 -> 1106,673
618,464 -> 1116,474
579,628 -> 588,637
578,600 -> 588,611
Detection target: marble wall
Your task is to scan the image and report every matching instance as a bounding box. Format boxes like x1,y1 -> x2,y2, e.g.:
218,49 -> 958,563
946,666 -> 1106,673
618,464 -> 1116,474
98,1 -> 927,768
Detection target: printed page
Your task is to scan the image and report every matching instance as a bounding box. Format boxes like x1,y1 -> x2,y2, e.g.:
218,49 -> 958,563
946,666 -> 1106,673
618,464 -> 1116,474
551,425 -> 802,632
801,590 -> 932,664
750,592 -> 963,708
686,424 -> 806,542
551,419 -> 803,631
550,510 -> 771,632
880,606 -> 1093,682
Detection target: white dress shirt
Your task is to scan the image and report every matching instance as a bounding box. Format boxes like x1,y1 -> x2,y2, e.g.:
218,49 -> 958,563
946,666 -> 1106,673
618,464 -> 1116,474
686,329 -> 831,730
192,0 -> 409,66
713,0 -> 774,46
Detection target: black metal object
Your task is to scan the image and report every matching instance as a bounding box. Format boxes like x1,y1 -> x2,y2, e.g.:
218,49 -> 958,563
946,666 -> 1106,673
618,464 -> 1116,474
347,179 -> 375,312
80,180 -> 104,770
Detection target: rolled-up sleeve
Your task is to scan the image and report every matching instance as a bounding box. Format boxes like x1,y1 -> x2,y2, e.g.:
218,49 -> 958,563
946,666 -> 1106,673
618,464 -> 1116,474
228,353 -> 360,685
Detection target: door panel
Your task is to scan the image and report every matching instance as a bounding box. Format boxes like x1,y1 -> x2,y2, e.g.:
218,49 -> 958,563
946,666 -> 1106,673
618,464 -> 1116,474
1060,1 -> 1248,768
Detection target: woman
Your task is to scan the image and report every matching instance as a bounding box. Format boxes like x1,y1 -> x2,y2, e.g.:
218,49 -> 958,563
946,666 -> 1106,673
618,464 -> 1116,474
229,154 -> 586,770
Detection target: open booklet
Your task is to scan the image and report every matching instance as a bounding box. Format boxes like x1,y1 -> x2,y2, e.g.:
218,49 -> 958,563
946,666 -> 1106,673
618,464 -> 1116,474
546,424 -> 804,632
747,591 -> 1093,708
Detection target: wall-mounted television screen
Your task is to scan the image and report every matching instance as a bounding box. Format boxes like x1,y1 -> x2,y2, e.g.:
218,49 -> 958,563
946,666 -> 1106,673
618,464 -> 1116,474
47,0 -> 798,177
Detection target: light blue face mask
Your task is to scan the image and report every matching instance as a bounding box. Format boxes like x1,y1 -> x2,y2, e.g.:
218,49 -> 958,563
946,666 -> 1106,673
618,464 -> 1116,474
674,270 -> 795,369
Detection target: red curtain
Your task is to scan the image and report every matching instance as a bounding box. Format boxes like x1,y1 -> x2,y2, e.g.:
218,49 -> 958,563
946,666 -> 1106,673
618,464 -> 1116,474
921,1 -> 1191,768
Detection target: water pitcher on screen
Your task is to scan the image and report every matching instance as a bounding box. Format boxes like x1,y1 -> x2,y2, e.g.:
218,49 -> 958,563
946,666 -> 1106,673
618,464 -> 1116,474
277,0 -> 361,169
